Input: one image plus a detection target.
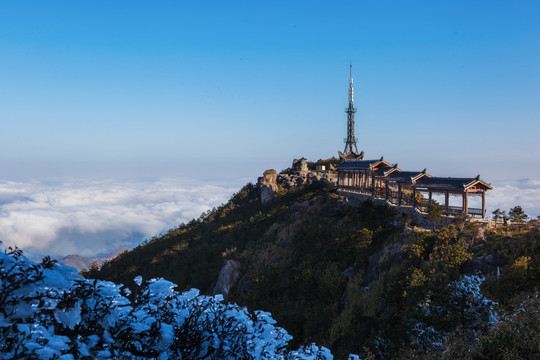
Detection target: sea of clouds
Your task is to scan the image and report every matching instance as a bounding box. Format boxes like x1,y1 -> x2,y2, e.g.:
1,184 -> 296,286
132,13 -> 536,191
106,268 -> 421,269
0,177 -> 538,261
489,178 -> 540,219
0,178 -> 241,261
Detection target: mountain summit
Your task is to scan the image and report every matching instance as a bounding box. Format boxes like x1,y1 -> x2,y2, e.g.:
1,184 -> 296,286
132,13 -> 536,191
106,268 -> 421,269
87,177 -> 539,359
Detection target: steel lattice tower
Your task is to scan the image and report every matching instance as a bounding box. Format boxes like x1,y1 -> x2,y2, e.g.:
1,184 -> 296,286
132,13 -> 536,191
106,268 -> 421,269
344,65 -> 359,154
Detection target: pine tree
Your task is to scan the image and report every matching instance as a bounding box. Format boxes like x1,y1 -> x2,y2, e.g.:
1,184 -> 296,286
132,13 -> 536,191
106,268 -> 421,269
492,208 -> 503,225
509,205 -> 528,225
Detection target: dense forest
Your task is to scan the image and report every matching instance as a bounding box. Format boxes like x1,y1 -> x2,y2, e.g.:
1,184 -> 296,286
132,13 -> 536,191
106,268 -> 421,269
88,182 -> 539,359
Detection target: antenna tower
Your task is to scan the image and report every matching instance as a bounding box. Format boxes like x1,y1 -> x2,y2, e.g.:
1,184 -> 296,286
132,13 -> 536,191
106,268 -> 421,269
344,65 -> 359,154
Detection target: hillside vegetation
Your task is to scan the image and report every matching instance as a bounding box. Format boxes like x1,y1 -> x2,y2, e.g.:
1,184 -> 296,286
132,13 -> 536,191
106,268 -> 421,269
88,182 -> 539,359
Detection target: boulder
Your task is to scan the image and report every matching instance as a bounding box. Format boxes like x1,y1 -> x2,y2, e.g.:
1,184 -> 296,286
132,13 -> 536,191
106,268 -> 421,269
262,169 -> 277,184
463,253 -> 498,275
236,276 -> 252,296
292,158 -> 308,172
260,186 -> 275,204
258,169 -> 278,204
213,259 -> 242,299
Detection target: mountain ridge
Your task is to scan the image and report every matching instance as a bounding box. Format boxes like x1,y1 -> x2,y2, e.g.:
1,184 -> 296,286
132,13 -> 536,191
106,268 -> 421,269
58,246 -> 130,272
87,179 -> 539,359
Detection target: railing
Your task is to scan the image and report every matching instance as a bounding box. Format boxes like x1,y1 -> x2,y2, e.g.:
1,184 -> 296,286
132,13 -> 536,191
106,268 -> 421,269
400,194 -> 413,207
387,189 -> 399,205
445,206 -> 484,217
339,185 -> 372,195
468,208 -> 484,217
338,186 -> 484,218
373,187 -> 386,199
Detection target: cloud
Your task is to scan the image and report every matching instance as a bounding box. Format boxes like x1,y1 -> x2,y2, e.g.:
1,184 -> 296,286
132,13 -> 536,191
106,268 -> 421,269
0,179 -> 239,261
2,177 -> 538,261
487,179 -> 540,219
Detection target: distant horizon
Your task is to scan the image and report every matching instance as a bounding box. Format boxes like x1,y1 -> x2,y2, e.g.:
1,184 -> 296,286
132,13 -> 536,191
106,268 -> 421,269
1,174 -> 539,261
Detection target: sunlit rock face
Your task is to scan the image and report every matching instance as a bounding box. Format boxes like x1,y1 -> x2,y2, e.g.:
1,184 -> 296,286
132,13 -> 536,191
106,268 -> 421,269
258,169 -> 278,204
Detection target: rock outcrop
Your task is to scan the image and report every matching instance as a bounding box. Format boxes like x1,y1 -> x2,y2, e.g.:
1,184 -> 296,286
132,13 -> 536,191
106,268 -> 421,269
213,259 -> 242,299
258,169 -> 278,204
257,158 -> 338,204
463,253 -> 499,275
292,158 -> 309,172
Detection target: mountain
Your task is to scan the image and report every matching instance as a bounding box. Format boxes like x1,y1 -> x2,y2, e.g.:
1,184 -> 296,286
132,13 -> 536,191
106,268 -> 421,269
87,180 -> 539,359
58,246 -> 130,272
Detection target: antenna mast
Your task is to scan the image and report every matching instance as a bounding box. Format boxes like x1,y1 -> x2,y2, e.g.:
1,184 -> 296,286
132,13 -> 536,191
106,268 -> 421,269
344,64 -> 359,154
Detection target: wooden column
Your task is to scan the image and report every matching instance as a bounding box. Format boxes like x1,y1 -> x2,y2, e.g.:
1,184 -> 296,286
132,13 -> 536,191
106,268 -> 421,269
463,191 -> 469,215
412,188 -> 417,209
385,181 -> 389,202
445,192 -> 449,213
371,175 -> 375,197
482,191 -> 486,219
398,184 -> 402,206
364,172 -> 367,191
428,191 -> 432,205
365,172 -> 369,191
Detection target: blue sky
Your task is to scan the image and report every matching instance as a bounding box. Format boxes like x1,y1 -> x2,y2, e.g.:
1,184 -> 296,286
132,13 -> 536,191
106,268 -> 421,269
1,1 -> 540,258
1,1 -> 539,181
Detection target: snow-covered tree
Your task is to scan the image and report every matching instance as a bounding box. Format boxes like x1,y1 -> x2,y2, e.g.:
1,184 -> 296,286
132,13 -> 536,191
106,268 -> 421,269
0,243 -> 340,360
409,275 -> 498,353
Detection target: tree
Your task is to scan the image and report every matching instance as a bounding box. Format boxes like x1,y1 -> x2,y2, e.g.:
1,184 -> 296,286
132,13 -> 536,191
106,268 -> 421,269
491,208 -> 503,225
410,275 -> 498,354
427,203 -> 444,231
509,205 -> 528,225
0,242 -> 337,360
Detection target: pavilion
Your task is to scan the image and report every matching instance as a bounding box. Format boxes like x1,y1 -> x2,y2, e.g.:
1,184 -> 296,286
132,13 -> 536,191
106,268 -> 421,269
336,157 -> 493,218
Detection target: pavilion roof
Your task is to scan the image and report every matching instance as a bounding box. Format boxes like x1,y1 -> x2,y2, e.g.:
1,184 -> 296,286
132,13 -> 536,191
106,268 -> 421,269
336,157 -> 392,170
373,164 -> 401,177
413,176 -> 493,191
385,169 -> 430,183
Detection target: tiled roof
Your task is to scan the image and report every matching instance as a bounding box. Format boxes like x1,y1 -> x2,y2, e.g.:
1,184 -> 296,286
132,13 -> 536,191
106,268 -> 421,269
373,165 -> 400,177
336,157 -> 393,170
385,171 -> 427,182
414,176 -> 493,190
336,159 -> 383,169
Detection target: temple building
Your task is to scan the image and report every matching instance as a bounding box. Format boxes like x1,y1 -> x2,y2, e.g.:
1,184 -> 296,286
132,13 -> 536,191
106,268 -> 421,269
335,69 -> 493,218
